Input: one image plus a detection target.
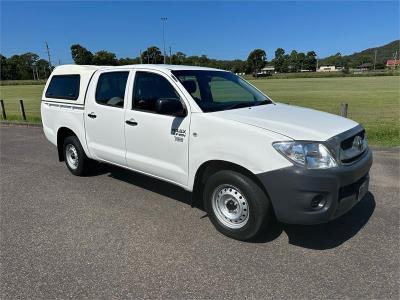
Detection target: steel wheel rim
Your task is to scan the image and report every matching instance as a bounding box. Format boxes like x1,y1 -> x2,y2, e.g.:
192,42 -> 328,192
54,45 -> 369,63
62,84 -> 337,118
211,184 -> 249,229
65,144 -> 79,170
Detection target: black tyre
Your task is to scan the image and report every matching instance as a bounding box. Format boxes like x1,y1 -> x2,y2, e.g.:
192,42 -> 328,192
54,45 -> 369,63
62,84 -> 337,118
204,170 -> 272,241
63,135 -> 90,176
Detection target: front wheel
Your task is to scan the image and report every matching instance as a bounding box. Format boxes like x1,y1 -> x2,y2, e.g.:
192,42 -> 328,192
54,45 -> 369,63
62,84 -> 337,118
204,170 -> 272,241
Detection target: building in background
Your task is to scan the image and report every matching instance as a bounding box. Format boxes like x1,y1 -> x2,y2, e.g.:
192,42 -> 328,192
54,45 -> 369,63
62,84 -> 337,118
386,59 -> 400,69
357,63 -> 373,71
257,66 -> 275,76
316,65 -> 343,72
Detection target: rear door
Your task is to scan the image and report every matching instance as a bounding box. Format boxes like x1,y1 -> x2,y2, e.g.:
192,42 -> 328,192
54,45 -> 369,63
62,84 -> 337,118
85,70 -> 130,165
124,70 -> 190,186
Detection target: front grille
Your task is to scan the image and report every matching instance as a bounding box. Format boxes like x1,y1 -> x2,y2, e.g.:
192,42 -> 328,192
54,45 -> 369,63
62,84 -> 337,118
339,129 -> 367,164
326,125 -> 368,166
341,130 -> 365,150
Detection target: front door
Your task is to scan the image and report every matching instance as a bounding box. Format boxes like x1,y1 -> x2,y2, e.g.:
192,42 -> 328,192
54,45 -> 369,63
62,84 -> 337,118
85,70 -> 130,165
124,70 -> 190,186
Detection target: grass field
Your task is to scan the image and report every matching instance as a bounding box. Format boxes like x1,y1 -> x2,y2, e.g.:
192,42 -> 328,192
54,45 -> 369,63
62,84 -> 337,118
1,76 -> 399,146
249,76 -> 400,147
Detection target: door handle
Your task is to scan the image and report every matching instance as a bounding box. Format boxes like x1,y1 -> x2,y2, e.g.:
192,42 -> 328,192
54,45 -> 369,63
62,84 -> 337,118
125,119 -> 138,126
87,112 -> 97,119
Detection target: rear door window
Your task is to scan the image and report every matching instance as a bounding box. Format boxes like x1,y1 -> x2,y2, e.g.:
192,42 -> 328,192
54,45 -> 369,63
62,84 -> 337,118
95,72 -> 129,108
45,75 -> 80,100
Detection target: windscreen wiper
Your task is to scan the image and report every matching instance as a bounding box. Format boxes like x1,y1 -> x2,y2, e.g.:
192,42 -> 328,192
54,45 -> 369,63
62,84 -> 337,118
223,102 -> 254,110
254,99 -> 273,106
224,99 -> 273,111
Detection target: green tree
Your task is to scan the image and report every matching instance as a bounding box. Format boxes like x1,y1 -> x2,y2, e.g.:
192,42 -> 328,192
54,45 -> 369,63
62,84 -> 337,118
5,55 -> 22,79
4,53 -> 39,80
297,52 -> 306,71
199,55 -> 209,66
71,44 -> 93,65
247,49 -> 266,76
231,59 -> 247,73
323,52 -> 345,67
20,52 -> 40,79
273,48 -> 289,73
288,50 -> 299,72
350,54 -> 373,68
92,50 -> 118,65
304,51 -> 317,71
0,54 -> 10,80
0,52 -> 51,80
141,46 -> 163,64
118,57 -> 140,65
185,55 -> 201,66
36,59 -> 51,78
171,51 -> 187,65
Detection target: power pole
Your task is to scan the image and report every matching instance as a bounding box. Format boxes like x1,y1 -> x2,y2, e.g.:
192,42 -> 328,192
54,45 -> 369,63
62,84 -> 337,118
161,17 -> 167,64
169,46 -> 172,64
45,42 -> 52,69
140,49 -> 143,64
373,49 -> 377,70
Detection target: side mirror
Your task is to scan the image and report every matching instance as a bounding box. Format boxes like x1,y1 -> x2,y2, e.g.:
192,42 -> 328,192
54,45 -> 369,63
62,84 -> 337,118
155,98 -> 187,117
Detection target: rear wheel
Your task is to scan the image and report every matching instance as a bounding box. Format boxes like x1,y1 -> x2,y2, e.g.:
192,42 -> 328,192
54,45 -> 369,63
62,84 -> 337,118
63,136 -> 90,176
204,170 -> 272,241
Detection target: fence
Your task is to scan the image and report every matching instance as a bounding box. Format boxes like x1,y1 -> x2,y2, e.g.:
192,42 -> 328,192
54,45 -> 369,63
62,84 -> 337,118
1,99 -> 27,121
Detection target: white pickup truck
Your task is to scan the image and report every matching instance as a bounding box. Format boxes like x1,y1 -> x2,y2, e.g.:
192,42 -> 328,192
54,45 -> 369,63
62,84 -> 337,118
41,64 -> 372,240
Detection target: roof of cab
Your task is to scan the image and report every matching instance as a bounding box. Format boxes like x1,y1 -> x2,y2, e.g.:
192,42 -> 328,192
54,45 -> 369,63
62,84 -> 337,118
52,64 -> 226,74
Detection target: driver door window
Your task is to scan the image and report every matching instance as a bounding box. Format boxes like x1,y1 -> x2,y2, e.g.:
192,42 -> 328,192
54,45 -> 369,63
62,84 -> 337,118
133,71 -> 181,113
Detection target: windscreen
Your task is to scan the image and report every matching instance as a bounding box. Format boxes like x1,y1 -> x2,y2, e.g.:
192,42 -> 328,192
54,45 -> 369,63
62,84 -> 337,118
172,70 -> 272,112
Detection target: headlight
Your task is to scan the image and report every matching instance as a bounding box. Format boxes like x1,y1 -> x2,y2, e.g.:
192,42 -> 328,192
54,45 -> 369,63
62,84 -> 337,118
273,141 -> 337,169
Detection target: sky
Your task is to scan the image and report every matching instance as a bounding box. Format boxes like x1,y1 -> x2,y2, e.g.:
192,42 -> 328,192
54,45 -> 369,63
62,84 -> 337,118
1,1 -> 399,64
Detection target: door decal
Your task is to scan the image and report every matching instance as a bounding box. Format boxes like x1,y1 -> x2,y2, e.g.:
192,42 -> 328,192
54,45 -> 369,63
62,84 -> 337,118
171,128 -> 186,142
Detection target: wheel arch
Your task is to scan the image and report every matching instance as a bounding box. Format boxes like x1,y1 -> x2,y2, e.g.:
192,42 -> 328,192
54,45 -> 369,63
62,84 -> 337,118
191,160 -> 271,209
56,127 -> 80,161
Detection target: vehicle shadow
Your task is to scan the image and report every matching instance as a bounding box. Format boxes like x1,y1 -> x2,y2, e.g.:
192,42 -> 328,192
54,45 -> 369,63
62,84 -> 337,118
254,192 -> 376,250
92,163 -> 192,206
90,163 -> 376,250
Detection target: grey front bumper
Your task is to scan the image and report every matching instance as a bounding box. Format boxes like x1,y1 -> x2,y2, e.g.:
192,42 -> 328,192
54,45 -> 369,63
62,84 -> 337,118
257,148 -> 373,225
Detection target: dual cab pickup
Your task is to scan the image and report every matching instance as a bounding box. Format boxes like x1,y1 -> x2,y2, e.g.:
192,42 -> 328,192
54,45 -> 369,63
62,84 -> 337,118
41,64 -> 372,240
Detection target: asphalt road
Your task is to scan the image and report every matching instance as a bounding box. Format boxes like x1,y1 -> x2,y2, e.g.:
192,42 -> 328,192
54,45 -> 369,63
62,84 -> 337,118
1,126 -> 399,299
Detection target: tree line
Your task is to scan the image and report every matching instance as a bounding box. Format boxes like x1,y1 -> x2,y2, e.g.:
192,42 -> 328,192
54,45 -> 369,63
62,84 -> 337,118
0,44 -> 319,80
69,44 -> 250,74
0,53 -> 51,80
70,44 -> 318,75
319,52 -> 386,69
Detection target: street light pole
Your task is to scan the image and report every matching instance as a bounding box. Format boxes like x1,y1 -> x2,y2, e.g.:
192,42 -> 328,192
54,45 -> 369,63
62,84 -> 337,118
161,17 -> 167,64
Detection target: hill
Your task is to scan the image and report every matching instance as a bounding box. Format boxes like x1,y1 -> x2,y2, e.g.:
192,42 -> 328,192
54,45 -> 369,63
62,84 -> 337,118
320,40 -> 400,68
346,40 -> 400,64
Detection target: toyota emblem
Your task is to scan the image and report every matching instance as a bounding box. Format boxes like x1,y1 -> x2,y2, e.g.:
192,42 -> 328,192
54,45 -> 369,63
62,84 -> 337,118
352,135 -> 364,151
